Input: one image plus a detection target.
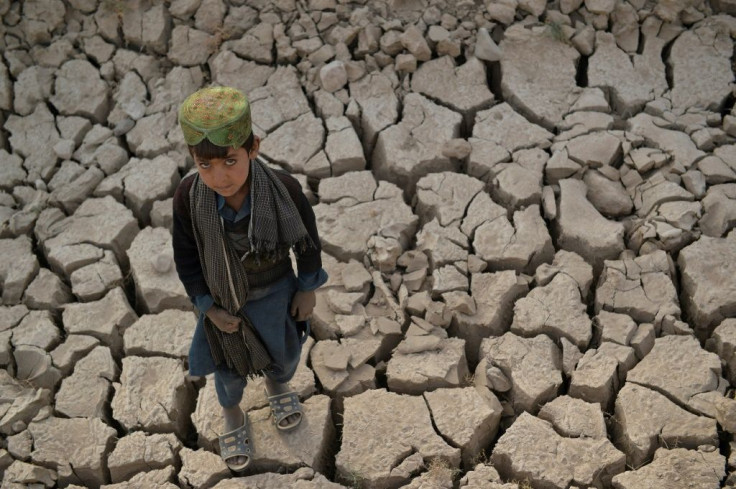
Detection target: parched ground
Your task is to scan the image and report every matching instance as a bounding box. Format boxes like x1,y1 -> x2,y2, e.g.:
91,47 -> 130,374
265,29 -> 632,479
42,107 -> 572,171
1,0 -> 736,488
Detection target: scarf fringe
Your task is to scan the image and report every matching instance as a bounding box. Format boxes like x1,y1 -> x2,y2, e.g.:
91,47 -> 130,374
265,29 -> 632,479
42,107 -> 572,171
246,235 -> 315,264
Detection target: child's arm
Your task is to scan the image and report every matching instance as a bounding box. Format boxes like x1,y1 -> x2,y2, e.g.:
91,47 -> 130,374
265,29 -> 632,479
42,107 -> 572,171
274,169 -> 327,283
290,180 -> 329,321
292,185 -> 325,277
172,175 -> 211,298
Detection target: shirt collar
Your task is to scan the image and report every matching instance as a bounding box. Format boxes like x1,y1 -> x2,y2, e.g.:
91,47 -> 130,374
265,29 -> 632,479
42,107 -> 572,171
216,192 -> 252,222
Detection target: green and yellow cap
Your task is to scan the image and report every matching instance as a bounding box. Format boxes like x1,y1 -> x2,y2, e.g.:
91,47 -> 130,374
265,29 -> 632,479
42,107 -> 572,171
178,86 -> 252,149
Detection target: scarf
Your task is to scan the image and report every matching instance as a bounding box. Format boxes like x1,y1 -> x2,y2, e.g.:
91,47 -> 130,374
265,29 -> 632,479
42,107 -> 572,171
189,156 -> 313,379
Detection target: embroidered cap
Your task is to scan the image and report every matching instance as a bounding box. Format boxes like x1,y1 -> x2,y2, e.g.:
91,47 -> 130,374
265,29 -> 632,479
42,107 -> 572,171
178,86 -> 252,149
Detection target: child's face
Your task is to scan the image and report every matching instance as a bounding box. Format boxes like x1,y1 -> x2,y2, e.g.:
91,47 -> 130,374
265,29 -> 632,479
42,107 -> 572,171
192,145 -> 254,198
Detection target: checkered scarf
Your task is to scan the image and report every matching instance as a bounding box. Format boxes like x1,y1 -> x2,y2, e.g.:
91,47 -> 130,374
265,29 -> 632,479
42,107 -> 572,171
188,157 -> 312,378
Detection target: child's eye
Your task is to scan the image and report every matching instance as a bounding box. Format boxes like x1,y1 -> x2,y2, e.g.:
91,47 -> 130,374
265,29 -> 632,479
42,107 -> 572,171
225,159 -> 237,166
197,161 -> 210,169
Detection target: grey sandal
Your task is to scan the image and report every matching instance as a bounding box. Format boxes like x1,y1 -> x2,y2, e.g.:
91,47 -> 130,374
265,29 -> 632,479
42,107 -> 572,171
218,414 -> 252,472
267,391 -> 303,431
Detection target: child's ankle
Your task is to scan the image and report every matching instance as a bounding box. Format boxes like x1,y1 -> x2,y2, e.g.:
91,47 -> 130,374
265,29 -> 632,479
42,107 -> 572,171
264,377 -> 290,395
222,405 -> 243,428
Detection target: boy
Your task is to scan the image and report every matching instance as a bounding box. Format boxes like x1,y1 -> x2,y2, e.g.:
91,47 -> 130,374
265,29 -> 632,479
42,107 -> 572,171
172,86 -> 328,471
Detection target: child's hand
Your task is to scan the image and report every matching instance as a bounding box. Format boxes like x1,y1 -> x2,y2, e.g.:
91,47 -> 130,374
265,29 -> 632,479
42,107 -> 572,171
206,306 -> 241,333
290,290 -> 316,322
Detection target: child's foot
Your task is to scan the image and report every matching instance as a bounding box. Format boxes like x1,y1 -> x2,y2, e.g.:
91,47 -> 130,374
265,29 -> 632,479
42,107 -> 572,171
264,378 -> 303,430
220,405 -> 250,470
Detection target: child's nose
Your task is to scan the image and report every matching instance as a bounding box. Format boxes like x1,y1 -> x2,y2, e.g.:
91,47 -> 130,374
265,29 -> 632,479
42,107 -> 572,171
212,166 -> 229,185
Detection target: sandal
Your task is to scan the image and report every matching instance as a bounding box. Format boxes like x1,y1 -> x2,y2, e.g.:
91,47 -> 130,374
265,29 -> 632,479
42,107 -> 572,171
218,413 -> 252,472
267,391 -> 303,431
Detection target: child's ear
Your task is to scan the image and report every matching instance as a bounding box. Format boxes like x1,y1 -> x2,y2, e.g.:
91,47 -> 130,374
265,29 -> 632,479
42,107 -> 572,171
249,135 -> 260,159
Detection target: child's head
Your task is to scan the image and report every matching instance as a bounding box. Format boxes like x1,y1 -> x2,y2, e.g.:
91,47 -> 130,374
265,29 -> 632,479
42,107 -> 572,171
179,86 -> 260,196
179,86 -> 258,160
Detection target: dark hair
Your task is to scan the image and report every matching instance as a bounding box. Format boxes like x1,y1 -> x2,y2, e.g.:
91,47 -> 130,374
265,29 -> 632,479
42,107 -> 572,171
190,132 -> 255,160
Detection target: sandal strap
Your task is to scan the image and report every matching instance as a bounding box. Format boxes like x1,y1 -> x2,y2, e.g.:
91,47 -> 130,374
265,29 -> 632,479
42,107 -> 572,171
267,391 -> 303,424
264,390 -> 304,431
218,417 -> 252,460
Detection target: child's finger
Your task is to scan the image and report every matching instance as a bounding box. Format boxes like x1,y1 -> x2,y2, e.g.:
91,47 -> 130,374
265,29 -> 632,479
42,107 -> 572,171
290,301 -> 298,317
